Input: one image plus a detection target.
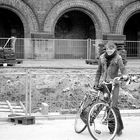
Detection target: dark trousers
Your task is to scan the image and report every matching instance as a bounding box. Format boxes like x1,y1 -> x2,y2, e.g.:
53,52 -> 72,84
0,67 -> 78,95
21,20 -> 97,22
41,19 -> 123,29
106,84 -> 124,133
108,107 -> 124,133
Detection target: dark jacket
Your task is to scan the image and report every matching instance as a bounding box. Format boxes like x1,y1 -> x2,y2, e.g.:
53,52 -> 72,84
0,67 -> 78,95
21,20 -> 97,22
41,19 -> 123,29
94,52 -> 127,84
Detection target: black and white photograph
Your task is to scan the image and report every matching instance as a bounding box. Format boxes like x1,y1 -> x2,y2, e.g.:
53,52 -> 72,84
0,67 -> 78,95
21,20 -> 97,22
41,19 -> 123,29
0,0 -> 140,140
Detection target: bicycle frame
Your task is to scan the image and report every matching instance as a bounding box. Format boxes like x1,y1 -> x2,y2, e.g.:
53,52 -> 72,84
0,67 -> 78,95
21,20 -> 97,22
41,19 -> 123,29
100,76 -> 125,106
81,89 -> 100,111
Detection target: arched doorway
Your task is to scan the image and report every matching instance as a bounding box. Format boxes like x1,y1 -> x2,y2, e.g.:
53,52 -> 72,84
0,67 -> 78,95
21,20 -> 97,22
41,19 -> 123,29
123,13 -> 140,57
54,10 -> 95,59
55,10 -> 95,39
0,8 -> 24,58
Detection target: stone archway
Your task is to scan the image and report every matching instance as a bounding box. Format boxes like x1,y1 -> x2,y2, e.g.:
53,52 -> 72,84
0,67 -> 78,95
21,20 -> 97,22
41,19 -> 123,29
114,1 -> 140,35
0,0 -> 39,37
0,0 -> 39,59
55,10 -> 96,39
43,0 -> 110,39
113,1 -> 140,58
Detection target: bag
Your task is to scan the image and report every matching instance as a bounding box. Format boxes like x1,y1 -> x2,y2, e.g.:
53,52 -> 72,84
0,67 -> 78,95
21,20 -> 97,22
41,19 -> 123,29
80,106 -> 92,124
80,101 -> 103,124
80,97 -> 93,124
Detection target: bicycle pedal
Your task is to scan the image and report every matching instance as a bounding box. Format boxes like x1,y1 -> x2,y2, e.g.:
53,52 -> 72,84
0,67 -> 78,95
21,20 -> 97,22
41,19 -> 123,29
102,120 -> 107,125
95,130 -> 101,134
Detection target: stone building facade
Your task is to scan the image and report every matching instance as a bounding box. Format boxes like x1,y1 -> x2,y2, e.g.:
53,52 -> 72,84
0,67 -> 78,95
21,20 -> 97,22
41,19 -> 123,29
0,0 -> 140,58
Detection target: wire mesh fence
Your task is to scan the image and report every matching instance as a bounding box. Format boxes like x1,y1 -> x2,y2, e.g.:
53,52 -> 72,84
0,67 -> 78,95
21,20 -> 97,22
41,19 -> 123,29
0,70 -> 96,118
0,72 -> 27,118
0,38 -> 140,60
0,70 -> 140,118
29,72 -> 96,116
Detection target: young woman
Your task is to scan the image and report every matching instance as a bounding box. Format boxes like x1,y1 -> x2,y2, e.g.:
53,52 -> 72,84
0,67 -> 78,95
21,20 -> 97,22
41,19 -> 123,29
94,41 -> 128,135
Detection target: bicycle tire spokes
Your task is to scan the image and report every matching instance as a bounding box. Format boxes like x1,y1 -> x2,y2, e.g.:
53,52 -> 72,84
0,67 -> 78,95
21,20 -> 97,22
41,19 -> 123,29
74,102 -> 87,133
74,112 -> 87,133
87,102 -> 118,140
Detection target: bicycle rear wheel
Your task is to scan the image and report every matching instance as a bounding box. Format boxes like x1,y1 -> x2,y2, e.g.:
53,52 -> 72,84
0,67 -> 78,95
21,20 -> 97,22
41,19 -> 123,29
74,103 -> 87,133
87,102 -> 118,140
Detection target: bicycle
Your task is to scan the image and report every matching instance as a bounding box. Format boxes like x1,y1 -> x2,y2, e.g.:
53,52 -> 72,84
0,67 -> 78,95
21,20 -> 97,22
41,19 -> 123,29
74,87 -> 99,133
74,75 -> 138,140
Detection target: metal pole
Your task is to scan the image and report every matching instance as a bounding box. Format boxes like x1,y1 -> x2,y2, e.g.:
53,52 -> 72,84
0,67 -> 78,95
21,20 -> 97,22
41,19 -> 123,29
89,39 -> 91,59
29,70 -> 32,116
87,39 -> 89,60
53,39 -> 55,59
25,69 -> 28,116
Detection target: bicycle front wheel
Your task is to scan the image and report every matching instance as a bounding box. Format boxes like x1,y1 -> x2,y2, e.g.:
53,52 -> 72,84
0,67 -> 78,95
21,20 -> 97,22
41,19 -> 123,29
74,104 -> 87,133
87,102 -> 118,140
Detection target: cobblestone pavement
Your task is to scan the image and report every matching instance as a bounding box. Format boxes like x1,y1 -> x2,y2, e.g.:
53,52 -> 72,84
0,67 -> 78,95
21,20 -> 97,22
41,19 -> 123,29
0,116 -> 140,140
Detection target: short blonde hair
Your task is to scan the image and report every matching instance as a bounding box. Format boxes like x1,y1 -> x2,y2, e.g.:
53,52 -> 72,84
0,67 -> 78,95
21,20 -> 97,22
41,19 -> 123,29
105,41 -> 117,50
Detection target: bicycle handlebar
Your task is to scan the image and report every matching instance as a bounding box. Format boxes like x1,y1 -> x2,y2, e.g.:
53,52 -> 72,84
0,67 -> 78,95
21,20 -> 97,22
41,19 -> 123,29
101,75 -> 138,86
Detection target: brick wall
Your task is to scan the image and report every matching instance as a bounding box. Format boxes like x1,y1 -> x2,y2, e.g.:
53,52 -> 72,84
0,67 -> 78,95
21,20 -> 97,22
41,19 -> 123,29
0,0 -> 139,59
25,0 -> 137,38
25,0 -> 136,33
0,0 -> 137,37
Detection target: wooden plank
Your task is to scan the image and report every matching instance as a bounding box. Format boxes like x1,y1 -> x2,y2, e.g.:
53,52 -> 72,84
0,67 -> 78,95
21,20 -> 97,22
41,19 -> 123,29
0,102 -> 8,105
10,102 -> 20,106
6,100 -> 14,114
0,101 -> 26,115
14,110 -> 25,113
0,108 -> 10,112
19,101 -> 26,113
12,106 -> 23,109
0,105 -> 9,109
8,115 -> 35,125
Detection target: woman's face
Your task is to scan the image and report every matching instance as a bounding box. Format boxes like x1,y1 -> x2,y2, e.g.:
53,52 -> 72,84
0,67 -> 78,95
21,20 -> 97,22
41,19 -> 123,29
106,46 -> 116,55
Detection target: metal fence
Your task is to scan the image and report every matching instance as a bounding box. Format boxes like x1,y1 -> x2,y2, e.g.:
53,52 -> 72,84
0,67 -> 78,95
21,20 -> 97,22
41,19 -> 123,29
125,41 -> 140,58
0,71 -> 140,119
30,72 -> 95,115
0,72 -> 28,118
0,71 -> 96,118
0,38 -> 140,60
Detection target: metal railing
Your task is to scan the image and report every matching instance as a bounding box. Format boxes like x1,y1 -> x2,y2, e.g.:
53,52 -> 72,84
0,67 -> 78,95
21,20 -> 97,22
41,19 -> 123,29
0,38 -> 140,60
0,71 -> 96,118
0,72 -> 27,118
125,41 -> 140,58
0,71 -> 140,118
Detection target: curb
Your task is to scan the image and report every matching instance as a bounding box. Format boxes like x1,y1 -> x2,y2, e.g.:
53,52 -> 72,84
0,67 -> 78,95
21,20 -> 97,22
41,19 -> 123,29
0,110 -> 140,122
35,109 -> 140,120
120,109 -> 140,117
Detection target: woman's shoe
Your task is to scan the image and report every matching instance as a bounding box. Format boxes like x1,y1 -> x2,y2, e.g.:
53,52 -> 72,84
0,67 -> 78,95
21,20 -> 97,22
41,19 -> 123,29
117,130 -> 122,136
109,131 -> 113,134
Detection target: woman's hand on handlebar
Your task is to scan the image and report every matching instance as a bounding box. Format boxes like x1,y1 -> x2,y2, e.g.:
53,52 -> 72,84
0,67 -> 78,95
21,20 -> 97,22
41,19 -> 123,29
112,75 -> 129,84
121,75 -> 129,81
120,75 -> 130,85
93,82 -> 99,89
